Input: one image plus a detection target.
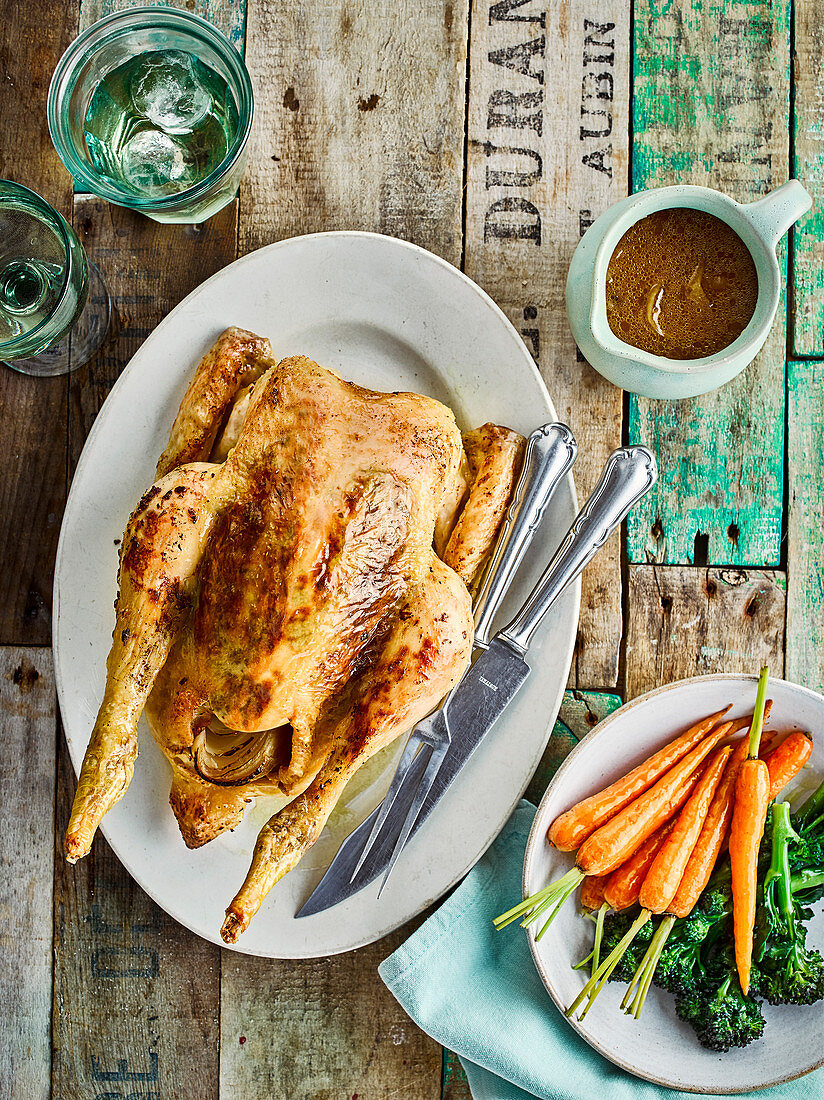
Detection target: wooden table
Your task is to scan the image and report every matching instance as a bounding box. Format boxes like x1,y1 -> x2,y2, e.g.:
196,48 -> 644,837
2,0 -> 822,1095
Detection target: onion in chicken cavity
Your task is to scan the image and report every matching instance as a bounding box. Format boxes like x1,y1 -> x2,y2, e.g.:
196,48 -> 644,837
193,723 -> 283,785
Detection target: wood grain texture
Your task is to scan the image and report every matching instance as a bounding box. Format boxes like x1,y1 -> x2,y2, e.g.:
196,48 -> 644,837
53,739 -> 220,1100
220,928 -> 443,1099
442,1051 -> 472,1100
69,196 -> 238,470
465,0 -> 630,688
792,0 -> 824,356
627,0 -> 790,568
625,565 -> 786,700
79,0 -> 246,48
786,359 -> 824,690
0,648 -> 55,1100
223,7 -> 468,1096
239,0 -> 468,261
0,0 -> 80,646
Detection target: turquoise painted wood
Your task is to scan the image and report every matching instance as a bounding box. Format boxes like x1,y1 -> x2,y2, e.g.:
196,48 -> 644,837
79,0 -> 246,50
786,359 -> 824,691
626,0 -> 790,568
791,0 -> 824,357
442,1049 -> 471,1099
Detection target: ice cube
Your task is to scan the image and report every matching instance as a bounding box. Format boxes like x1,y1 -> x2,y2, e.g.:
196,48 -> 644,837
131,50 -> 211,134
119,129 -> 198,195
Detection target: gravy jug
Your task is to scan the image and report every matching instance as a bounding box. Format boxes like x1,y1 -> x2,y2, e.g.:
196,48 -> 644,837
566,180 -> 812,399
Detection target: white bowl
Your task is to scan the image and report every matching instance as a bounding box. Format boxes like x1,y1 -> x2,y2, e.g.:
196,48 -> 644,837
524,674 -> 824,1093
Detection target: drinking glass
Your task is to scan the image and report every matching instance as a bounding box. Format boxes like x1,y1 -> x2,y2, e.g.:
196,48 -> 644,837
0,181 -> 111,377
48,7 -> 254,225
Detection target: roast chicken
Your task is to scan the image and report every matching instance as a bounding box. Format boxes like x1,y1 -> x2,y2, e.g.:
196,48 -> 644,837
66,327 -> 524,941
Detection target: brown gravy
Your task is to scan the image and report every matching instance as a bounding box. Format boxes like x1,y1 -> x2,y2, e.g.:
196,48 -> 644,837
605,208 -> 758,360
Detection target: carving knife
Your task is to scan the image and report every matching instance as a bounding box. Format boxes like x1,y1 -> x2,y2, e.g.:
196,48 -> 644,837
297,444 -> 657,918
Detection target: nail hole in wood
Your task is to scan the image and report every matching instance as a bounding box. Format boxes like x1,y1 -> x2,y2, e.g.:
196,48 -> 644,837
744,596 -> 759,618
727,522 -> 740,545
705,577 -> 717,598
661,595 -> 673,614
651,516 -> 663,541
693,532 -> 709,566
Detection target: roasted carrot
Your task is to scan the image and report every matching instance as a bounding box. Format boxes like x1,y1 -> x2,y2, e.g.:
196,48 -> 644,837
764,731 -> 814,799
580,874 -> 608,910
730,667 -> 771,997
639,745 -> 732,914
670,736 -> 750,917
602,820 -> 676,910
547,706 -> 731,851
576,719 -> 734,876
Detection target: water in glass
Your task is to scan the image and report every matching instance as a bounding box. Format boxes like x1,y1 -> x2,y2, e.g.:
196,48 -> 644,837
84,49 -> 240,199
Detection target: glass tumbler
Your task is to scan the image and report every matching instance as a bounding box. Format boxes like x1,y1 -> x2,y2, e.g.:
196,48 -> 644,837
48,7 -> 253,225
0,180 -> 111,376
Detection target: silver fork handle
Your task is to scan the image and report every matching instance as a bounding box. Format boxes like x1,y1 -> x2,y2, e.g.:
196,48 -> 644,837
499,445 -> 657,655
473,423 -> 577,648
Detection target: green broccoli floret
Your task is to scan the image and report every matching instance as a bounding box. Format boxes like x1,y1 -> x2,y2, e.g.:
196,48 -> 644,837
752,801 -> 824,1007
754,935 -> 824,1006
675,974 -> 765,1052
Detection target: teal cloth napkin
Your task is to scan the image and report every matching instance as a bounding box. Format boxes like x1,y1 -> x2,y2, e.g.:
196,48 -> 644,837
378,802 -> 824,1100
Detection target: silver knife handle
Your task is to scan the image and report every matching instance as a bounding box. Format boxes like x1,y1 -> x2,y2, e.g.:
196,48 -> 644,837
499,445 -> 658,655
473,422 -> 577,648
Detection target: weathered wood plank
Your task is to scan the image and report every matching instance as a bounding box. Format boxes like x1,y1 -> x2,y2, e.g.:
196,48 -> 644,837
53,739 -> 221,1100
464,0 -> 630,688
626,0 -> 790,568
442,1050 -> 472,1100
238,0 -> 469,262
69,196 -> 239,469
0,648 -> 55,1100
79,0 -> 245,49
224,6 -> 468,1096
786,359 -> 824,690
791,0 -> 824,357
625,565 -> 786,700
0,0 -> 79,645
220,928 -> 443,1099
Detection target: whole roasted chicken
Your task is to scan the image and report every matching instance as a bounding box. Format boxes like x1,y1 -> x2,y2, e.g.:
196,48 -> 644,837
66,328 -> 524,941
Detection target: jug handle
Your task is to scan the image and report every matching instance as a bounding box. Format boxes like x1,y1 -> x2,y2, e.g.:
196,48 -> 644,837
741,180 -> 813,248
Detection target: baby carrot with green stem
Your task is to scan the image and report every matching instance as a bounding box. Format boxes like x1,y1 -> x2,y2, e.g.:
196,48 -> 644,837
576,719 -> 735,876
730,666 -> 771,997
568,746 -> 730,1021
602,820 -> 676,911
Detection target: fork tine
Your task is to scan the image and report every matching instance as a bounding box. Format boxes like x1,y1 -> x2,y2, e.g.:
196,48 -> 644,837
376,740 -> 448,899
348,732 -> 426,882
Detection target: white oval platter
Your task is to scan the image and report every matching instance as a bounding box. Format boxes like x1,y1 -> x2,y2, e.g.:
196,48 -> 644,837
54,231 -> 580,958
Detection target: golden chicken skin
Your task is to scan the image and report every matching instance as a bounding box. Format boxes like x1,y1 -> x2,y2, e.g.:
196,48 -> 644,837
65,327 -> 524,941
